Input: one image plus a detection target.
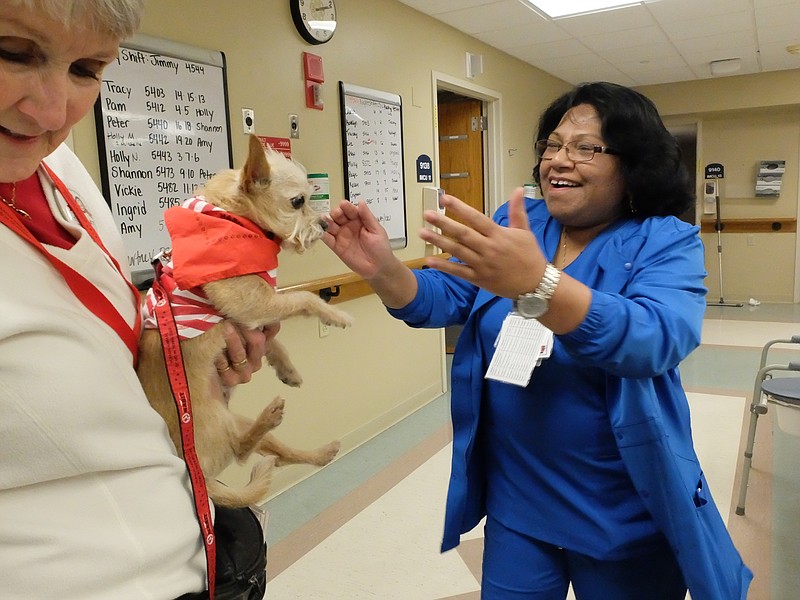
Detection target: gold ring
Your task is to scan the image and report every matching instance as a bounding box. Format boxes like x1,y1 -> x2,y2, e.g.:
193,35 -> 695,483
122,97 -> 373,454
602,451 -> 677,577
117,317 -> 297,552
217,363 -> 232,373
232,358 -> 249,370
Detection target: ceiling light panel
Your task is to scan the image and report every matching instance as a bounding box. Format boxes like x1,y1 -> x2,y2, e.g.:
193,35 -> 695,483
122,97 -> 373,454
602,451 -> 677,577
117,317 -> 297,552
521,0 -> 658,19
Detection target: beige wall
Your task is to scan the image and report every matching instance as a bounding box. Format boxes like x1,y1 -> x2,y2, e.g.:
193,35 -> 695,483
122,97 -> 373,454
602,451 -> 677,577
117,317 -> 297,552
639,71 -> 800,303
68,0 -> 800,497
69,0 -> 568,496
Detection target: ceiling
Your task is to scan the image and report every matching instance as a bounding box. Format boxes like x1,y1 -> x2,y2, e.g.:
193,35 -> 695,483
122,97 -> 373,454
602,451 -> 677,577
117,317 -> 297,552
394,0 -> 800,86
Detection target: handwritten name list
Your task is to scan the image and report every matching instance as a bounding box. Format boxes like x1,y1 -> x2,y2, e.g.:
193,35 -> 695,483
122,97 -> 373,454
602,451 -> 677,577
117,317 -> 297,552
96,44 -> 231,282
340,83 -> 407,248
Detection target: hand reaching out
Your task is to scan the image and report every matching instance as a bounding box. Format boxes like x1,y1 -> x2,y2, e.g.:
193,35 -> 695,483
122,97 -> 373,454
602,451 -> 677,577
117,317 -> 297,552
323,200 -> 397,280
323,200 -> 418,309
419,188 -> 547,299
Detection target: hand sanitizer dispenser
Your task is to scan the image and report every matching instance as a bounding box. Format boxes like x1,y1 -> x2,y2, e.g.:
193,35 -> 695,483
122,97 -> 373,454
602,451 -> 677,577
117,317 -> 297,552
703,180 -> 718,215
422,187 -> 445,237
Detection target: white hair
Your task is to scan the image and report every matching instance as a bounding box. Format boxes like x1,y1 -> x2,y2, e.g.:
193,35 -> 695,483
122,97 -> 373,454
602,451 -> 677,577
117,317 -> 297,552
9,0 -> 144,39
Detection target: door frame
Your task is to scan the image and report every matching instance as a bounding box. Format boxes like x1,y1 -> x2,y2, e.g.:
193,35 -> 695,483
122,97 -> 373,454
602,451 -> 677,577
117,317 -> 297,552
431,71 -> 503,215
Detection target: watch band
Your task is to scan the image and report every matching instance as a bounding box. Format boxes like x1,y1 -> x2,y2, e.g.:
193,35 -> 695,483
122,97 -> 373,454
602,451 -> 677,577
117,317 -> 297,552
533,262 -> 560,300
512,263 -> 561,319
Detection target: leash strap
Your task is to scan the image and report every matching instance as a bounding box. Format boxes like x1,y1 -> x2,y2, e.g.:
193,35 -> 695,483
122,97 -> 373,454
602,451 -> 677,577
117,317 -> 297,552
151,260 -> 216,599
1,166 -> 215,593
0,166 -> 140,365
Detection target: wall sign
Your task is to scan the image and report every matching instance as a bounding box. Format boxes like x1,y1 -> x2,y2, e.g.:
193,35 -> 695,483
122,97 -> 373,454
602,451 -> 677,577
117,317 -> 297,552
308,173 -> 330,213
416,154 -> 433,183
94,33 -> 232,287
339,82 -> 407,249
704,163 -> 725,179
258,136 -> 292,158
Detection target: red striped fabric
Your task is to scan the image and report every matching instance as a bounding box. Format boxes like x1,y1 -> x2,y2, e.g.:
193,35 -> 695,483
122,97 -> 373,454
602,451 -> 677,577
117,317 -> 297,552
142,196 -> 279,340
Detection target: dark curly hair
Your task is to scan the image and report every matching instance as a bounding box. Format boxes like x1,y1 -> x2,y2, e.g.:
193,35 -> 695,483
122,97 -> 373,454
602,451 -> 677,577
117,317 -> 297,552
532,82 -> 693,218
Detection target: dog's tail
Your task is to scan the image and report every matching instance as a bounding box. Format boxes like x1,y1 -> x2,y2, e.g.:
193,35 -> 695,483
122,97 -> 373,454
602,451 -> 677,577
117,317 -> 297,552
205,456 -> 277,508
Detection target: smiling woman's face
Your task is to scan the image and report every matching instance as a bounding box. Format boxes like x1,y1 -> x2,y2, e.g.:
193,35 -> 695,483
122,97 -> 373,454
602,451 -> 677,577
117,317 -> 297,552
539,103 -> 627,230
0,3 -> 120,182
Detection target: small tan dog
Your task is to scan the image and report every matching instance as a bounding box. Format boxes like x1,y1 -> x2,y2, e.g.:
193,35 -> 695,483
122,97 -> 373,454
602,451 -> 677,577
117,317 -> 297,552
138,134 -> 351,508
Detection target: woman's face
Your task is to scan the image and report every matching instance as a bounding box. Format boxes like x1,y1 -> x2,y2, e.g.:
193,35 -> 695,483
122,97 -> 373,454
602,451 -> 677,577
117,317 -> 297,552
539,103 -> 627,230
0,4 -> 120,182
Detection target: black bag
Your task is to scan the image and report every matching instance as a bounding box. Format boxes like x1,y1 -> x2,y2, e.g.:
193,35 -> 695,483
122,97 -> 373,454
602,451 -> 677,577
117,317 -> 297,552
215,506 -> 267,599
177,506 -> 267,600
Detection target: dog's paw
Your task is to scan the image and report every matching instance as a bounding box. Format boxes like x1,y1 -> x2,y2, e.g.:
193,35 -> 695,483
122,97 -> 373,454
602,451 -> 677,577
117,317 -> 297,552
277,367 -> 303,388
258,396 -> 285,429
321,309 -> 354,329
310,440 -> 341,466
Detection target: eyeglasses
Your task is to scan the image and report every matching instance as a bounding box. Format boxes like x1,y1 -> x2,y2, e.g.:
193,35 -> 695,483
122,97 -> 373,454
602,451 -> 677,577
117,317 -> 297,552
534,139 -> 618,163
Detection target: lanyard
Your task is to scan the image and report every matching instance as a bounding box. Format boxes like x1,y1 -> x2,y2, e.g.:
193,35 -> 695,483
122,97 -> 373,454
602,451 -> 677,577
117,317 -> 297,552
150,262 -> 216,599
1,167 -> 215,593
0,164 -> 141,365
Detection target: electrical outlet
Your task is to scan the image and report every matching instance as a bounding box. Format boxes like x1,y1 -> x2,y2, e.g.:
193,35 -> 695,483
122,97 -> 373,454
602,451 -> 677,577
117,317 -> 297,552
242,108 -> 255,134
289,114 -> 300,139
318,319 -> 330,338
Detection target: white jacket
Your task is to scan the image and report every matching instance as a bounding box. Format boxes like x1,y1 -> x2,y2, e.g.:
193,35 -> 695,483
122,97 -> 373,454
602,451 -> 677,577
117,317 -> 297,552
0,144 -> 207,599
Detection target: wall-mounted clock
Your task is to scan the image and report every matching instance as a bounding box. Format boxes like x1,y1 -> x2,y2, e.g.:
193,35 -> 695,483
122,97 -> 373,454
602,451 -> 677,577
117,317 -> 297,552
290,0 -> 338,45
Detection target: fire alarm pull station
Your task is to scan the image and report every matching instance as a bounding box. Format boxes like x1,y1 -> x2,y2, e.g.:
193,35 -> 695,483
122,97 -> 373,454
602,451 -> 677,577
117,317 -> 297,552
303,52 -> 324,110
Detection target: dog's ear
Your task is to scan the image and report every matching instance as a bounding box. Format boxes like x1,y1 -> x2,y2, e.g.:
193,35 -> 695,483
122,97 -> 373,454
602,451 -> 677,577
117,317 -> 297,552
241,134 -> 271,194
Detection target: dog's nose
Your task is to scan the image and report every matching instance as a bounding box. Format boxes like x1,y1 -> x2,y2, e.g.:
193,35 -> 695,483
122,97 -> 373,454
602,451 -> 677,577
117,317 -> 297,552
319,219 -> 328,231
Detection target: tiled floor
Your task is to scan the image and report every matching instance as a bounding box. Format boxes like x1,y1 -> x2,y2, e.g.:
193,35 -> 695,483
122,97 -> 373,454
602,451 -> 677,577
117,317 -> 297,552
263,303 -> 800,599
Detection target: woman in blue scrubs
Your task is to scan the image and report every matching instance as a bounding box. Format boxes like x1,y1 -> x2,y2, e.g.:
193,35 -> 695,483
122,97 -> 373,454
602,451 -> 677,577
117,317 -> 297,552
324,82 -> 751,600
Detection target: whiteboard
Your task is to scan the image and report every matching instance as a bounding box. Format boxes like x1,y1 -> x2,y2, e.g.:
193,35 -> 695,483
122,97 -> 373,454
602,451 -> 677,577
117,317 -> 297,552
339,82 -> 407,249
94,34 -> 233,286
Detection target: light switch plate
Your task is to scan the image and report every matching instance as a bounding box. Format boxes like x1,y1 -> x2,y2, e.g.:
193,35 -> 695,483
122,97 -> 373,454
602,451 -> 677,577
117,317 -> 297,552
242,108 -> 255,134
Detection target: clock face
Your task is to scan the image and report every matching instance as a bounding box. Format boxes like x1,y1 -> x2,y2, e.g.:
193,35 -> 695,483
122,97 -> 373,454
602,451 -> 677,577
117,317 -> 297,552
291,0 -> 337,45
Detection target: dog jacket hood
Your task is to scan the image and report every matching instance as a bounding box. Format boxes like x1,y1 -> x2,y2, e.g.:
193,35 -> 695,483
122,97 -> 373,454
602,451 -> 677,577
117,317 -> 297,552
142,197 -> 281,339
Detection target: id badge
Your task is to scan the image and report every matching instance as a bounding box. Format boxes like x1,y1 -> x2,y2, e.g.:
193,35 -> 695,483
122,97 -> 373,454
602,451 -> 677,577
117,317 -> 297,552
485,313 -> 553,387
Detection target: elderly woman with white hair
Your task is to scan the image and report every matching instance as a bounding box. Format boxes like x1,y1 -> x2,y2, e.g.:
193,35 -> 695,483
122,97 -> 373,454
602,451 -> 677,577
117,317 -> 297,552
0,2 -> 273,598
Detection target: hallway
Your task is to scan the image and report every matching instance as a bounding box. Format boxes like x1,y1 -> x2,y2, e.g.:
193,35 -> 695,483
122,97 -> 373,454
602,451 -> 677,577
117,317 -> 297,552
264,304 -> 800,599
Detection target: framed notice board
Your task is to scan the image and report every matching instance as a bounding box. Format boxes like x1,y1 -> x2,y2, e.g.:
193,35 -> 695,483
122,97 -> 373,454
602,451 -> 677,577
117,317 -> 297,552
94,34 -> 233,286
339,82 -> 407,249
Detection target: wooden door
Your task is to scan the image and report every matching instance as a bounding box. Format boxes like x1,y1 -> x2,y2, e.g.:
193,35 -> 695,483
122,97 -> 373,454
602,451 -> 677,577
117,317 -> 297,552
437,95 -> 485,352
437,97 -> 485,224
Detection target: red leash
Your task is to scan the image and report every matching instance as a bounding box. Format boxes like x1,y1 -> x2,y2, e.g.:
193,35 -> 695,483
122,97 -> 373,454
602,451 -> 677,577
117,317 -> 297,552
0,168 -> 215,596
150,257 -> 216,599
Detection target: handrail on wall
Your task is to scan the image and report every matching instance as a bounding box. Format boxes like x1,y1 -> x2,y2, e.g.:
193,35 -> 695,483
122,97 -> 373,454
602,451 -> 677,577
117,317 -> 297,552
699,217 -> 797,234
137,256 -> 446,303
277,257 -> 433,305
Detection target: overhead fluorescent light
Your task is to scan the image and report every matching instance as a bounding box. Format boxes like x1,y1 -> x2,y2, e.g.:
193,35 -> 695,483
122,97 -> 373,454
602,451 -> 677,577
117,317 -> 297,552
709,58 -> 741,76
521,0 -> 657,19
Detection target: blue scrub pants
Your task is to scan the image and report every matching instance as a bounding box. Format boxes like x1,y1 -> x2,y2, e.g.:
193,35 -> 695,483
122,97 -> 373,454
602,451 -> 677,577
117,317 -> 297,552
481,515 -> 687,600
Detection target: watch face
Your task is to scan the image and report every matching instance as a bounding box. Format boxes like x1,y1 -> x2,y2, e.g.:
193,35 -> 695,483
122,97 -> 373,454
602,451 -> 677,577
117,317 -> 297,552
291,0 -> 337,45
516,294 -> 548,319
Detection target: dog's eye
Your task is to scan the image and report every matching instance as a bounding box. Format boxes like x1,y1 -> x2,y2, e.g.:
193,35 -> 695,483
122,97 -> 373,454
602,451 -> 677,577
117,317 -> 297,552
291,196 -> 305,209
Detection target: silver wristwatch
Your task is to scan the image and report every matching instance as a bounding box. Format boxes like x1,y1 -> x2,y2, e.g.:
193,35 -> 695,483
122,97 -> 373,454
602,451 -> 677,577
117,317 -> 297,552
513,263 -> 561,319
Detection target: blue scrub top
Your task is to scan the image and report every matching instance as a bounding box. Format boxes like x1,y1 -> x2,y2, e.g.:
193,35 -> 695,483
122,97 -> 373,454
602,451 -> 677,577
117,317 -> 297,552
390,199 -> 752,598
478,269 -> 661,560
